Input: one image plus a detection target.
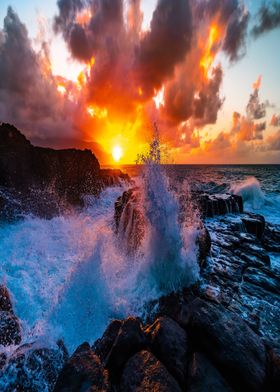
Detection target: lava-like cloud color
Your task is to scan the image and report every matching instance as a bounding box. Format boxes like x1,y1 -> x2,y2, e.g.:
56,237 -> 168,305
0,0 -> 280,163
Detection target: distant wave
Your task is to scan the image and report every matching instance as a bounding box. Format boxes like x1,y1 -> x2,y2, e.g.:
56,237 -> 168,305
230,177 -> 265,210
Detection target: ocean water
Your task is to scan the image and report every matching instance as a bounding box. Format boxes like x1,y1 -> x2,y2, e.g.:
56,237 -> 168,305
0,164 -> 279,359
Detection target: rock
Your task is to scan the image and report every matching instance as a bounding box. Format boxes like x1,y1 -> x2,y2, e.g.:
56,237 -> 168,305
0,311 -> 21,346
195,193 -> 243,218
0,285 -> 13,312
145,316 -> 188,387
100,169 -> 130,187
262,223 -> 280,252
92,319 -> 122,362
114,188 -> 145,253
242,214 -> 265,239
105,317 -> 146,377
267,348 -> 280,390
0,123 -> 129,220
54,342 -> 109,392
187,298 -> 267,391
188,352 -> 233,392
0,341 -> 68,392
197,226 -> 211,266
120,350 -> 182,392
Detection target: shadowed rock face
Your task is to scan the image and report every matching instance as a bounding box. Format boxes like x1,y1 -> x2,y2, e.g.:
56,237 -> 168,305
0,123 -> 129,219
187,298 -> 267,392
120,350 -> 182,392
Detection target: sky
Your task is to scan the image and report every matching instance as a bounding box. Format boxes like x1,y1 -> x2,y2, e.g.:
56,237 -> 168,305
0,0 -> 280,164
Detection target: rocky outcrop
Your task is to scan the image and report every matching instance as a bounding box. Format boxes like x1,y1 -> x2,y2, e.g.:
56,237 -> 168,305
120,350 -> 182,392
54,343 -> 108,392
0,285 -> 21,347
0,311 -> 21,346
194,192 -> 243,218
145,316 -> 188,387
0,123 -> 129,220
187,298 -> 267,391
188,352 -> 233,392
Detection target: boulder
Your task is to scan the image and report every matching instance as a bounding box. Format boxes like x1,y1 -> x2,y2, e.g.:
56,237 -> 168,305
0,341 -> 68,392
0,311 -> 21,346
105,317 -> 146,377
187,298 -> 267,391
54,342 -> 109,392
145,317 -> 188,387
188,352 -> 233,392
0,285 -> 13,312
92,319 -> 122,362
120,350 -> 182,392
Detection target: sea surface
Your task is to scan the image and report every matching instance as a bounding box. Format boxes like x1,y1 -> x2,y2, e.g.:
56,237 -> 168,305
0,164 -> 279,356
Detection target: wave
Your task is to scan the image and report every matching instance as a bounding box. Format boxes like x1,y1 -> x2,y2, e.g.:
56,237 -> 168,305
230,177 -> 265,210
0,136 -> 199,356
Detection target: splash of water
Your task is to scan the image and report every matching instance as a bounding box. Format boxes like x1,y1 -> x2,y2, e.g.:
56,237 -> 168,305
0,132 -> 199,363
230,176 -> 265,209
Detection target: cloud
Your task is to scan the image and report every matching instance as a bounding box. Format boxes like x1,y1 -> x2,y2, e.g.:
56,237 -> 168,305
0,7 -> 79,140
251,1 -> 280,38
265,129 -> 280,150
270,114 -> 280,126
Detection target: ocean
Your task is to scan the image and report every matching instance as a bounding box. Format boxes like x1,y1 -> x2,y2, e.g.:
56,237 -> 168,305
0,164 -> 279,357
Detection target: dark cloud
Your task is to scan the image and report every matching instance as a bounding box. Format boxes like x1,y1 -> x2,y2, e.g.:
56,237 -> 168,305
0,7 -> 79,140
135,0 -> 192,96
222,4 -> 249,61
246,87 -> 266,120
251,1 -> 280,38
192,0 -> 250,62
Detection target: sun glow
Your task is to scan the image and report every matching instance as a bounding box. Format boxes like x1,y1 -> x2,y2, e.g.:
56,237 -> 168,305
112,145 -> 123,162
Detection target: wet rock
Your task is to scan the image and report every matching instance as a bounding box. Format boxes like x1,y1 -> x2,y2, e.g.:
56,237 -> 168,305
145,316 -> 188,387
0,285 -> 13,312
92,319 -> 122,362
243,267 -> 280,296
242,214 -> 265,239
114,188 -> 145,253
267,348 -> 280,390
105,317 -> 146,377
187,298 -> 267,391
195,193 -> 243,218
188,352 -> 233,392
120,350 -> 181,392
54,342 -> 109,392
197,226 -> 211,266
262,223 -> 280,252
0,311 -> 21,346
0,341 -> 67,392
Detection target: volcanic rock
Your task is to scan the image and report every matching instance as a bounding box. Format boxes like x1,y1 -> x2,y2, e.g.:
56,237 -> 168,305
54,342 -> 109,392
0,285 -> 13,313
145,316 -> 188,387
105,317 -> 147,377
188,352 -> 233,392
187,298 -> 267,391
92,319 -> 123,362
0,311 -> 21,346
120,350 -> 182,392
0,123 -> 129,220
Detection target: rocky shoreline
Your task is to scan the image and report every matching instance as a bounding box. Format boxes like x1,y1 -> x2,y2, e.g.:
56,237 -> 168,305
0,123 -> 279,391
0,123 -> 129,220
0,188 -> 279,390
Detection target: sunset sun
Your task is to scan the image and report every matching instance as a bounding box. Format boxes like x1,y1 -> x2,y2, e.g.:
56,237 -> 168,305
112,145 -> 123,162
